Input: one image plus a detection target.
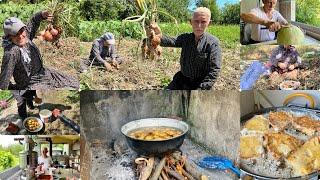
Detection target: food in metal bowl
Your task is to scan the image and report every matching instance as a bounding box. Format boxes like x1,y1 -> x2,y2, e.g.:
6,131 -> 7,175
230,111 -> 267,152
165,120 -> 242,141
24,117 -> 43,132
121,118 -> 189,155
128,126 -> 183,141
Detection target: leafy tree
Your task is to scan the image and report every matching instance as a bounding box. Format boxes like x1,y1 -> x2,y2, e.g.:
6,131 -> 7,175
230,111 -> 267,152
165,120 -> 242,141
0,151 -> 15,172
79,0 -> 135,21
296,0 -> 320,26
157,0 -> 190,23
220,3 -> 240,25
0,144 -> 24,157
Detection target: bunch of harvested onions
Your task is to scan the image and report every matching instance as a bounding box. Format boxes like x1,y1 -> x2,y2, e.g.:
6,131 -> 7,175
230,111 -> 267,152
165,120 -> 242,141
38,24 -> 63,47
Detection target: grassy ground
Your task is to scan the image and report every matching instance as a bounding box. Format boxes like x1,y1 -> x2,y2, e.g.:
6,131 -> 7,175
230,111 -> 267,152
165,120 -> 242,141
241,45 -> 320,90
79,24 -> 240,90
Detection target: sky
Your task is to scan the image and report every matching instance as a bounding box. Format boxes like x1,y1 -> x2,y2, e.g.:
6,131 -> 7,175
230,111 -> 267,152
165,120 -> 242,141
188,0 -> 239,11
217,0 -> 239,8
0,135 -> 24,147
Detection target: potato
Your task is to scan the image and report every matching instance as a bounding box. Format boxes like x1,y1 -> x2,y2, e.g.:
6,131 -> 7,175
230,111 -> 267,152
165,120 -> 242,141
129,127 -> 183,141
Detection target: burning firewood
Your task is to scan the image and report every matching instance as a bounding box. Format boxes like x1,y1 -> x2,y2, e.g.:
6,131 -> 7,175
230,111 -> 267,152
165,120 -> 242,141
150,157 -> 166,180
161,170 -> 169,180
135,151 -> 209,180
164,166 -> 185,180
135,156 -> 155,180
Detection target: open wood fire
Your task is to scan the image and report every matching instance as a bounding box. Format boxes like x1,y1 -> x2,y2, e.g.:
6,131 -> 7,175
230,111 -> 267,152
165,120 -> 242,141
135,151 -> 209,180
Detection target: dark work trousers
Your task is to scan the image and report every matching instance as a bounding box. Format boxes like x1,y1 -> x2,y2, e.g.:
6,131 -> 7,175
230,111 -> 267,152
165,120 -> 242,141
166,71 -> 202,90
12,90 -> 36,120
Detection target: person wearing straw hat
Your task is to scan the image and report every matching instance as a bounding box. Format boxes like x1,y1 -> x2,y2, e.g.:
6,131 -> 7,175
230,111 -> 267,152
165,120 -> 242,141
80,32 -> 123,72
0,12 -> 80,90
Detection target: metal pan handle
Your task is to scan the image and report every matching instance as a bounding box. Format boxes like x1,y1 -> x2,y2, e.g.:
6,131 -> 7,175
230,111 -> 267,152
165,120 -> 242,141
283,93 -> 315,109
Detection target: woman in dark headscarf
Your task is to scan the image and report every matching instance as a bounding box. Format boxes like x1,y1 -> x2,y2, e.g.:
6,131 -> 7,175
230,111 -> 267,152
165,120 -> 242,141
0,11 -> 79,90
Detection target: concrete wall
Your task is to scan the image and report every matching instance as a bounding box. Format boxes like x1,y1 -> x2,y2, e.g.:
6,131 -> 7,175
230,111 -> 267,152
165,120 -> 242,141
80,90 -> 184,146
187,91 -> 240,161
240,90 -> 255,116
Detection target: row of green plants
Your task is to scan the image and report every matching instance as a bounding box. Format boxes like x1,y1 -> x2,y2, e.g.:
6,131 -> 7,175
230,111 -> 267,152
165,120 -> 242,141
0,2 -> 45,35
0,1 -> 79,37
79,20 -> 239,48
296,0 -> 320,26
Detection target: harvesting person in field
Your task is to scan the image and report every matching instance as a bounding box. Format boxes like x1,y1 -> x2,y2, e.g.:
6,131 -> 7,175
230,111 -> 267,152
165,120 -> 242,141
241,0 -> 288,44
80,32 -> 123,72
268,45 -> 302,81
0,11 -> 79,90
149,7 -> 221,90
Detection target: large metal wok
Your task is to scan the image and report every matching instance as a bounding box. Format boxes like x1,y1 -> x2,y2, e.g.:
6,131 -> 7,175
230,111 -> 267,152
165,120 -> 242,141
240,105 -> 320,180
121,118 -> 189,155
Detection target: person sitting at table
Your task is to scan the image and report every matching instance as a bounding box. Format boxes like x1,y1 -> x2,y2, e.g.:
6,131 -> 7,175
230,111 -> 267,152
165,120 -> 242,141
240,0 -> 288,44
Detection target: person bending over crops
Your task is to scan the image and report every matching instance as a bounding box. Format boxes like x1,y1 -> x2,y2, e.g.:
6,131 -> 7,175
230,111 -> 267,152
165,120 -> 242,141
150,7 -> 221,90
269,45 -> 302,80
0,11 -> 79,90
241,0 -> 288,44
80,32 -> 123,72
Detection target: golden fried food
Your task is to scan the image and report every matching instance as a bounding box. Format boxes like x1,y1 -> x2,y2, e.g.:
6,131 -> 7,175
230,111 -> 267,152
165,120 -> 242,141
268,111 -> 292,131
287,136 -> 320,176
240,136 -> 264,159
25,119 -> 40,131
129,127 -> 183,141
244,115 -> 269,133
292,116 -> 320,136
265,132 -> 302,160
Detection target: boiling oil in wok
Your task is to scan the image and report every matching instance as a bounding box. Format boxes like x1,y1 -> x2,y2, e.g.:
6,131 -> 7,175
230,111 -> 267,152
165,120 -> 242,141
128,126 -> 183,141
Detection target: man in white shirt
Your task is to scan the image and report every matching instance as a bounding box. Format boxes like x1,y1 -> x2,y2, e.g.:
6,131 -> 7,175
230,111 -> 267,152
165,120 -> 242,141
241,0 -> 288,43
38,147 -> 53,173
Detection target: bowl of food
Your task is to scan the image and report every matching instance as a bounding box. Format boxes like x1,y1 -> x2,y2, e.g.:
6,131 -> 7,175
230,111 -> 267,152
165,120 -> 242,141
23,117 -> 43,133
279,80 -> 300,90
121,118 -> 189,155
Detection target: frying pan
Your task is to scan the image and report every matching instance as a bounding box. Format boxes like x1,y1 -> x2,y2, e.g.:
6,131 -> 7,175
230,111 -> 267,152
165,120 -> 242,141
240,105 -> 320,180
121,118 -> 189,155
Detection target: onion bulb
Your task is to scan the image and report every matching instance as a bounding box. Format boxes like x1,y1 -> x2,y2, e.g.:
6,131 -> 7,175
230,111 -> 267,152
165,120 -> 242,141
50,28 -> 59,36
39,30 -> 45,36
43,31 -> 54,42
